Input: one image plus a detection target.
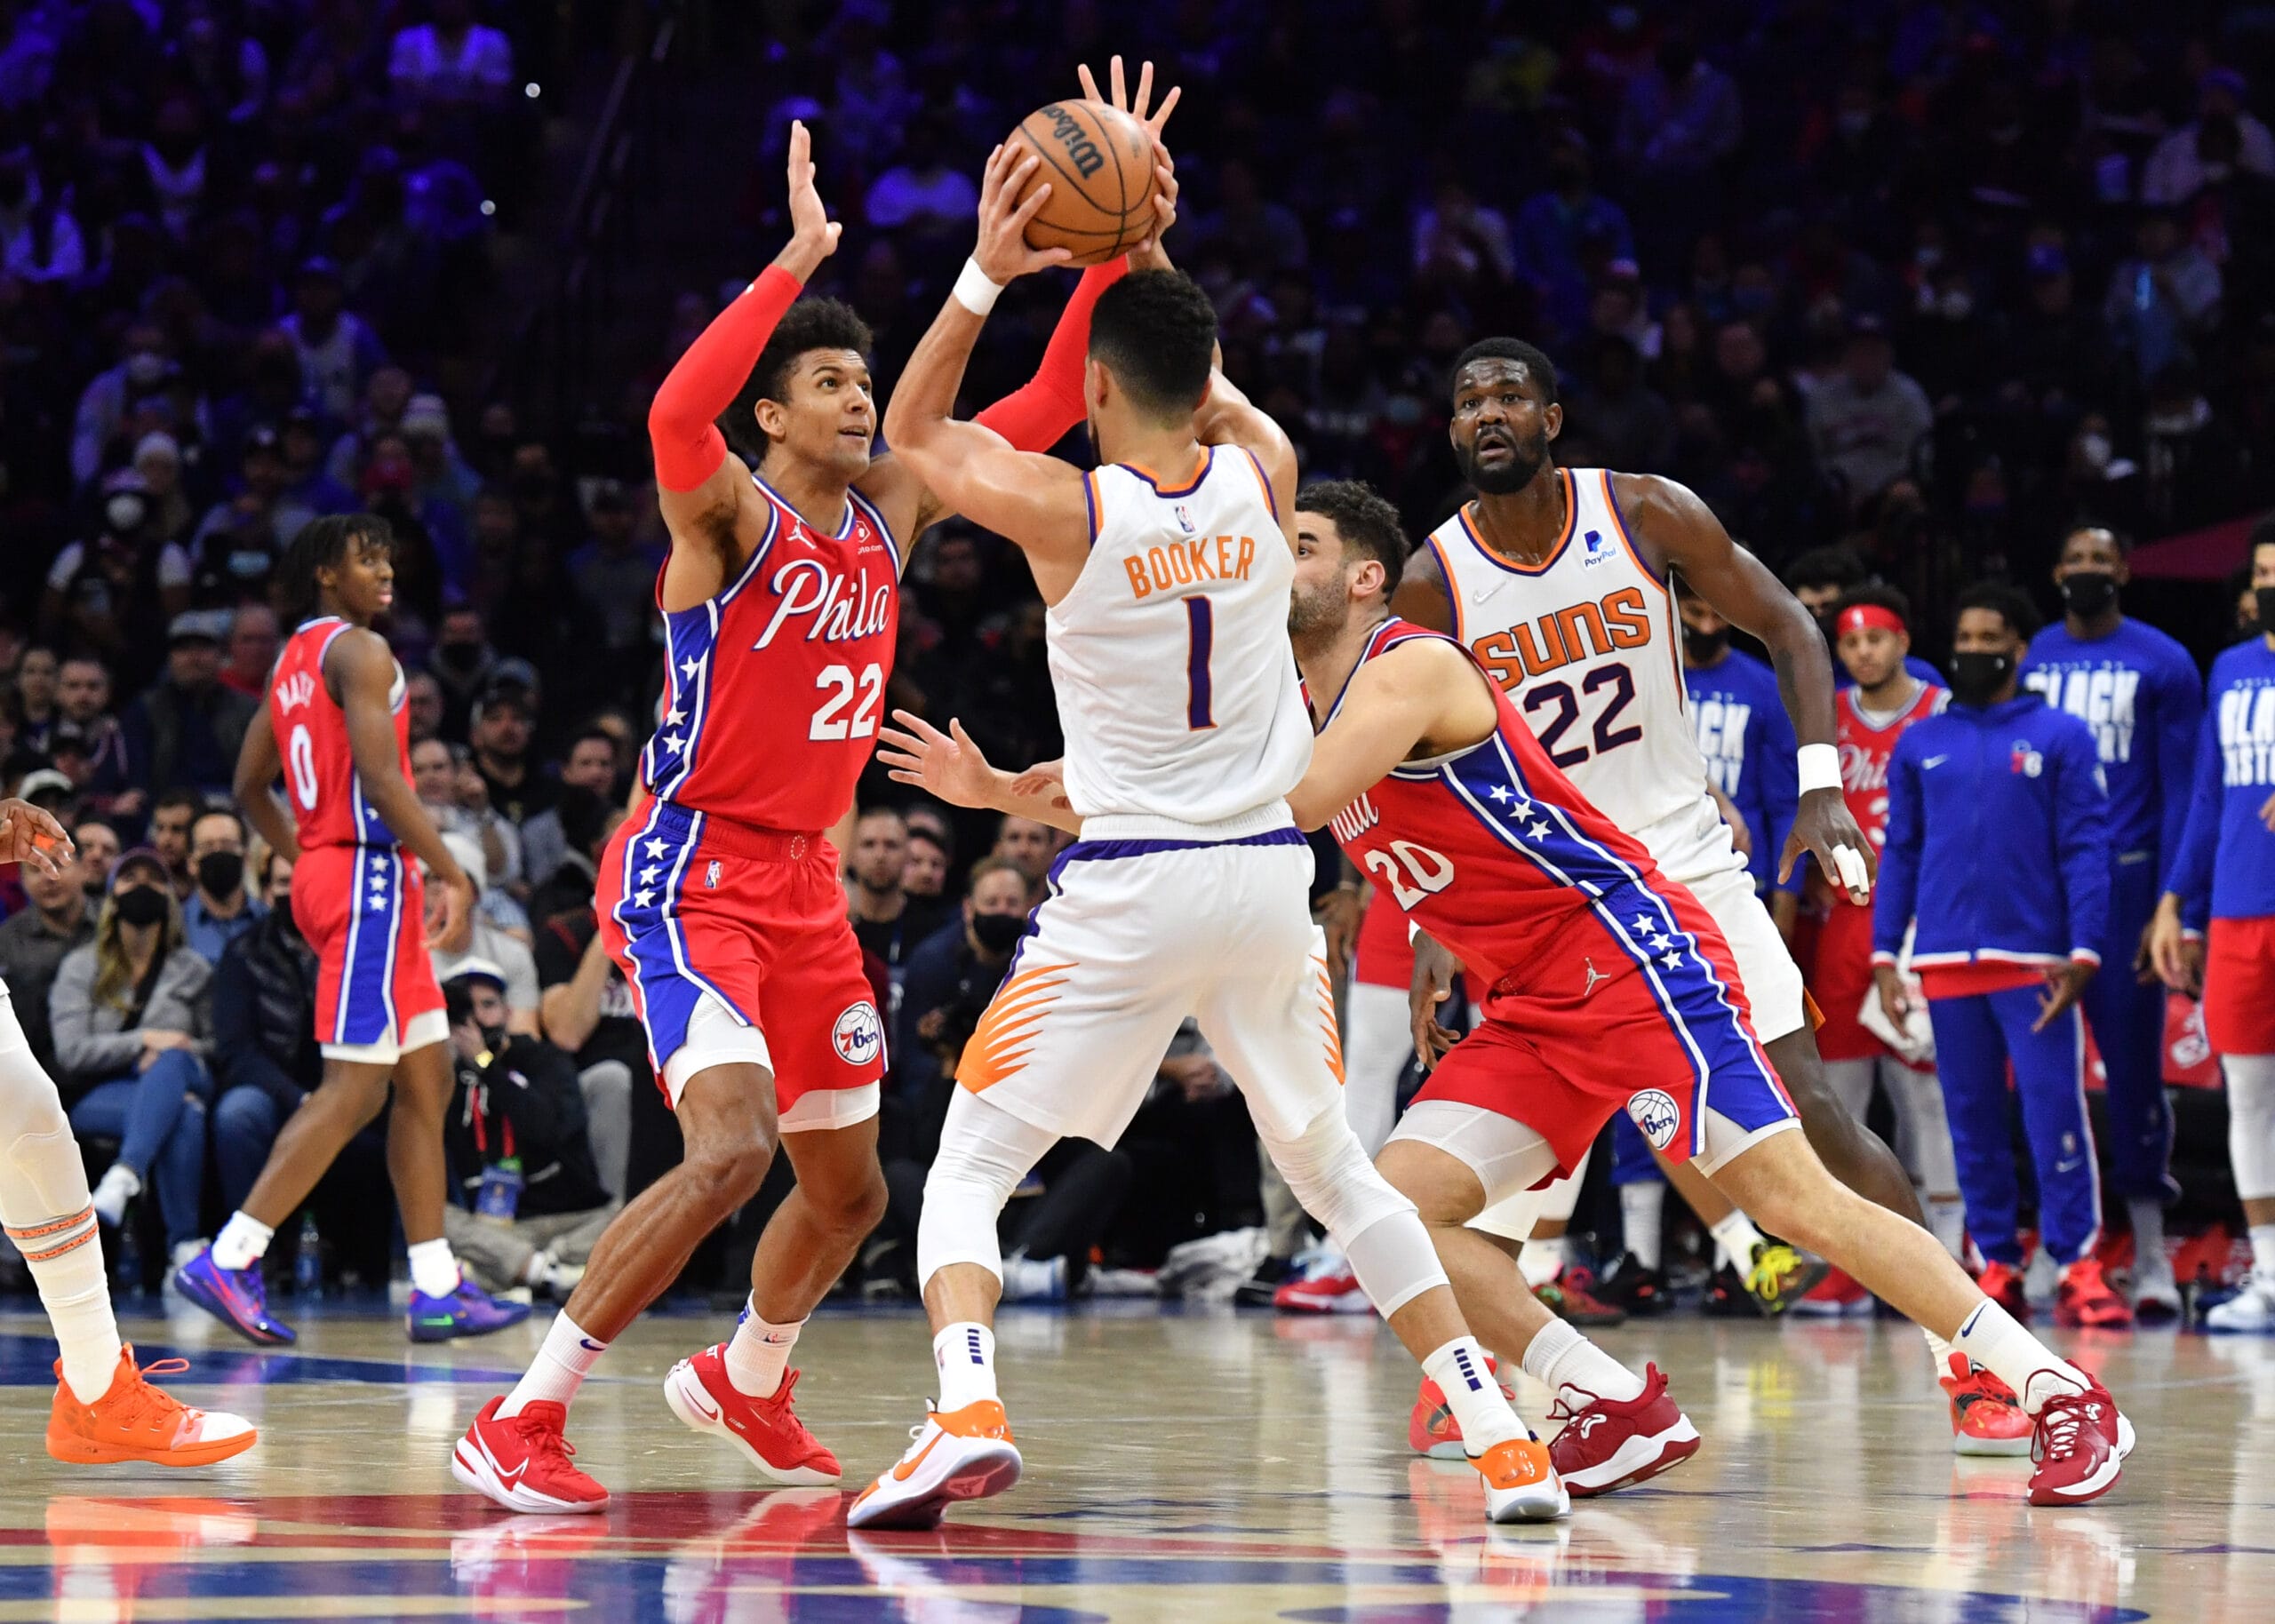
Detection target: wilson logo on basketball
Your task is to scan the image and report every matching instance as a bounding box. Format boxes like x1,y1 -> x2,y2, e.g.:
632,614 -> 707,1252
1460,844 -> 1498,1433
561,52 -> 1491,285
1033,103 -> 1106,178
1469,585 -> 1655,687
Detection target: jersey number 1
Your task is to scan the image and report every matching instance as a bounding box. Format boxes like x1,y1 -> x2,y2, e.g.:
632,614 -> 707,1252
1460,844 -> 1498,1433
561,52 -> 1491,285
1185,598 -> 1215,730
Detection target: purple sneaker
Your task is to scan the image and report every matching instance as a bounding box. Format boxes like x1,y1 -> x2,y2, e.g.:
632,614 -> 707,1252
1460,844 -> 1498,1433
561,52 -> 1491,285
173,1247 -> 297,1345
409,1279 -> 532,1342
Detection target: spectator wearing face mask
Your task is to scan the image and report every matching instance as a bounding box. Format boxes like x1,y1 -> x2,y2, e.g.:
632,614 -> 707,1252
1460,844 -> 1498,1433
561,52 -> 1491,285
893,857 -> 1030,1110
39,474 -> 194,672
181,806 -> 264,964
0,825 -> 96,1072
50,848 -> 216,1276
517,728 -> 618,894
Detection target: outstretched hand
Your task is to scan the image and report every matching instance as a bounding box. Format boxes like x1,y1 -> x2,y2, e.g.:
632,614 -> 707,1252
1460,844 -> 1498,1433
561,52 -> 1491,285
1077,56 -> 1181,269
973,144 -> 1074,284
877,710 -> 1003,809
776,119 -> 842,281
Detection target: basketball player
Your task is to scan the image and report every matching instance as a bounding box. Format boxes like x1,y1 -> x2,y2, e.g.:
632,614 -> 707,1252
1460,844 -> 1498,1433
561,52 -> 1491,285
0,801 -> 257,1466
453,89 -> 1169,1514
1391,340 -> 2024,1441
177,514 -> 527,1347
886,480 -> 2136,1507
2150,532 -> 2275,1330
2021,526 -> 2203,1318
848,244 -> 1564,1523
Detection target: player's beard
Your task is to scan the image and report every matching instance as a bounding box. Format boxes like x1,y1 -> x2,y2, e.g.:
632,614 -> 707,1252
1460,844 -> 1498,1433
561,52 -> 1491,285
1457,425 -> 1550,495
1287,574 -> 1350,643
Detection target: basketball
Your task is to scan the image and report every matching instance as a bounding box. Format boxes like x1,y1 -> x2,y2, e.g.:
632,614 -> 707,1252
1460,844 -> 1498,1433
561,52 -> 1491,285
1003,99 -> 1160,265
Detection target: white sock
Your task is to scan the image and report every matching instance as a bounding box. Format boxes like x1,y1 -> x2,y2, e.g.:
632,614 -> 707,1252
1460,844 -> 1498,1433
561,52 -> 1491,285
498,1313 -> 607,1418
933,1321 -> 997,1413
1520,1316 -> 1646,1405
2128,1196 -> 2166,1271
89,1164 -> 140,1226
1709,1210 -> 1767,1273
1922,1327 -> 1955,1373
1925,1195 -> 1967,1259
1951,1299 -> 2091,1414
10,1205 -> 123,1406
407,1238 -> 463,1299
2251,1224 -> 2275,1285
211,1211 -> 274,1271
724,1300 -> 802,1398
1517,1238 -> 1564,1289
1619,1182 -> 1665,1270
1422,1335 -> 1525,1453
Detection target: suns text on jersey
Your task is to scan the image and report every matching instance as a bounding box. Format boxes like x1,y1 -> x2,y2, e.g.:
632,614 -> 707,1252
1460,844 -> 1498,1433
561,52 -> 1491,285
1467,586 -> 1656,688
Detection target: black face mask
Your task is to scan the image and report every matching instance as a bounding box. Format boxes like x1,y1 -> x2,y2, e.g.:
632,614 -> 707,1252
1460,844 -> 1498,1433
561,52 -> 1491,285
196,852 -> 243,897
272,891 -> 297,934
1683,626 -> 1729,665
477,1022 -> 509,1055
2059,570 -> 2119,619
1947,650 -> 2015,706
970,911 -> 1026,954
112,885 -> 169,927
2255,585 -> 2275,633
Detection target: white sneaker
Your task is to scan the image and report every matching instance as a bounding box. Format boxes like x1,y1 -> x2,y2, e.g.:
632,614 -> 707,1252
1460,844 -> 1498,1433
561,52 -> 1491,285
1473,1435 -> 1569,1524
2129,1251 -> 2181,1321
90,1165 -> 140,1227
846,1401 -> 1022,1531
999,1253 -> 1068,1303
2204,1275 -> 2275,1333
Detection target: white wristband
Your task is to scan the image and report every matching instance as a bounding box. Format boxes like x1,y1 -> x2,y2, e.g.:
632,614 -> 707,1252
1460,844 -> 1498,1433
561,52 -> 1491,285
1797,743 -> 1841,796
952,259 -> 1002,315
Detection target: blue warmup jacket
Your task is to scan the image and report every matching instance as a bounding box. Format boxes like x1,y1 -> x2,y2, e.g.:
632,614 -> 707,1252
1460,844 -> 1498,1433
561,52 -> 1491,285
2168,636 -> 2275,927
2020,616 -> 2202,885
1874,692 -> 2112,972
1685,649 -> 1799,896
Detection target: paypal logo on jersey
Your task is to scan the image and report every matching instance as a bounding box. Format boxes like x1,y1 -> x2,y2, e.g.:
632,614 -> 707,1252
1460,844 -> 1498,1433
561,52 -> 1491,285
1581,529 -> 1614,568
2024,665 -> 2140,762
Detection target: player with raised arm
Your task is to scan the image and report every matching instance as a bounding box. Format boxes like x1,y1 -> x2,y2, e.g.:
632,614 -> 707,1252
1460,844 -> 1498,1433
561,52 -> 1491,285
452,75 -> 1166,1516
176,514 -> 524,1349
885,480 -> 2137,1508
845,158 -> 1564,1532
0,801 -> 257,1467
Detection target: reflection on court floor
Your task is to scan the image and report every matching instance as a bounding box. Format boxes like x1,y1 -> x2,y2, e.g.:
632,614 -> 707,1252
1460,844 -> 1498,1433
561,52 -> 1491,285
0,1302 -> 2263,1621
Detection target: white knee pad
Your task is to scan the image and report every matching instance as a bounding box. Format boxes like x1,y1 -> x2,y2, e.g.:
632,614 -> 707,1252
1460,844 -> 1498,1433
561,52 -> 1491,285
1262,1102 -> 1415,1243
1472,1144 -> 1587,1241
2224,1054 -> 2275,1203
0,1002 -> 85,1229
916,1088 -> 1059,1288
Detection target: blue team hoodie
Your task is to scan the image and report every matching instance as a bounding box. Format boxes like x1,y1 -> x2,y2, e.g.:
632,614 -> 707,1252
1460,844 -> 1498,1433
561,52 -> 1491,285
2167,636 -> 2275,927
1873,691 -> 2112,972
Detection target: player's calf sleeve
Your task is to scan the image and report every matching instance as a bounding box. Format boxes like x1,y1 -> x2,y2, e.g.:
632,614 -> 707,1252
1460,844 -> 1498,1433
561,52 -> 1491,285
1342,1208 -> 1451,1318
0,1013 -> 122,1406
916,1090 -> 1058,1289
2223,1054 -> 2275,1202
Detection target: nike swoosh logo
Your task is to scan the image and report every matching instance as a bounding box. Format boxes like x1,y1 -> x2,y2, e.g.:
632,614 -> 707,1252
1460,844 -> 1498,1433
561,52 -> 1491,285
687,1389 -> 721,1422
892,1430 -> 946,1482
482,1438 -> 530,1486
1923,755 -> 1949,768
579,1339 -> 605,1352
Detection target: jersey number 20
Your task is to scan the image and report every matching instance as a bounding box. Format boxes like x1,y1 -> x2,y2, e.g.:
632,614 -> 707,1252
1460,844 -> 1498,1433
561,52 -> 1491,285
1361,840 -> 1455,910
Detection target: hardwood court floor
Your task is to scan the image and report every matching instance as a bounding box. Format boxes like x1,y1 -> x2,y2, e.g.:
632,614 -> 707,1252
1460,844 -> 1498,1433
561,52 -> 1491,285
0,1295 -> 2267,1620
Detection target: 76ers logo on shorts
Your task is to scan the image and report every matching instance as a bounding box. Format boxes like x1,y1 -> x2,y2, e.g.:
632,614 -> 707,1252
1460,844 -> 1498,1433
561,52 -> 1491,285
1626,1088 -> 1682,1151
833,1001 -> 884,1066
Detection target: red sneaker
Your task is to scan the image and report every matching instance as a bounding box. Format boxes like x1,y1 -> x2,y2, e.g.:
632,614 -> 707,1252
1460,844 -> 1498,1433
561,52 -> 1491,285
1537,1266 -> 1625,1328
1975,1260 -> 2029,1318
1791,1266 -> 1872,1318
1937,1353 -> 2032,1458
2027,1381 -> 2133,1506
1273,1267 -> 1369,1313
451,1397 -> 609,1514
663,1347 -> 841,1485
2055,1259 -> 2133,1329
1409,1353 -> 1518,1460
1545,1363 -> 1700,1497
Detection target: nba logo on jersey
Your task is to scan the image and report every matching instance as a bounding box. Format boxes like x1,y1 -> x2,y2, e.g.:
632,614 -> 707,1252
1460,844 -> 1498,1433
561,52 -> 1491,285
1627,1087 -> 1682,1150
2010,742 -> 2044,778
1174,503 -> 1195,533
833,1001 -> 883,1065
705,860 -> 722,888
1581,529 -> 1614,569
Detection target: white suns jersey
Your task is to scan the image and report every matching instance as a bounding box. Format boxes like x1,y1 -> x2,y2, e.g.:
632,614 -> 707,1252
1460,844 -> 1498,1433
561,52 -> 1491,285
1424,467 -> 1712,840
1050,447 -> 1312,829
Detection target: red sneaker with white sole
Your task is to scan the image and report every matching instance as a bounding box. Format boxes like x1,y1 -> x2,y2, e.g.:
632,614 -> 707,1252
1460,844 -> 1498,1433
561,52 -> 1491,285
2027,1381 -> 2134,1506
1545,1363 -> 1701,1496
1791,1266 -> 1872,1318
2054,1259 -> 2133,1329
1938,1353 -> 2032,1457
1409,1353 -> 1518,1460
1272,1267 -> 1369,1313
1975,1260 -> 2029,1318
451,1397 -> 609,1515
663,1346 -> 840,1485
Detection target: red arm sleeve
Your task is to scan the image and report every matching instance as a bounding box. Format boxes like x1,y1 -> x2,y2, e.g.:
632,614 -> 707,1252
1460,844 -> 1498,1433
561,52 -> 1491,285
971,258 -> 1129,452
647,266 -> 803,492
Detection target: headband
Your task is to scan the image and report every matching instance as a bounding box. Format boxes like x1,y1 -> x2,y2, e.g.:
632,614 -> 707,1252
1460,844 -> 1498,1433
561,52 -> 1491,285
1836,602 -> 1905,638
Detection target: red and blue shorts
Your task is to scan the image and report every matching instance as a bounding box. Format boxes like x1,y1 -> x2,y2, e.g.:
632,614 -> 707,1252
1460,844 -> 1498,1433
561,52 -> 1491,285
2204,916 -> 2275,1056
1412,878 -> 1799,1180
295,842 -> 445,1063
597,799 -> 885,1128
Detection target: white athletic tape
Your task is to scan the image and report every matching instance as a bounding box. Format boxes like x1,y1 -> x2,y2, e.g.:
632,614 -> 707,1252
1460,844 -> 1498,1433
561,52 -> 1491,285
952,259 -> 1003,315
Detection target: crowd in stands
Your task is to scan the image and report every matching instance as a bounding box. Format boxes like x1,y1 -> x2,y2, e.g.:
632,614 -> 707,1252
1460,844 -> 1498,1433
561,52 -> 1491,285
4,2 -> 2275,1310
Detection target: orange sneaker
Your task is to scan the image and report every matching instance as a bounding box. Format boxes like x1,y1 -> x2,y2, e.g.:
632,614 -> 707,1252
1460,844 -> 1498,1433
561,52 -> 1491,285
1473,1434 -> 1568,1523
1938,1353 -> 2032,1457
45,1347 -> 257,1468
2055,1259 -> 2133,1329
845,1399 -> 1022,1531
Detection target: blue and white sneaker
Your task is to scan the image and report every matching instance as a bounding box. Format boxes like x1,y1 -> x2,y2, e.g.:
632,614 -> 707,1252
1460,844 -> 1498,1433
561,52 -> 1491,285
2204,1274 -> 2275,1333
173,1247 -> 297,1345
409,1278 -> 532,1342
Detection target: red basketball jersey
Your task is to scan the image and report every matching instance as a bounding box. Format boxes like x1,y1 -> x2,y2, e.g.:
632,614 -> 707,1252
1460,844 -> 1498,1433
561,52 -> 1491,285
641,477 -> 901,832
1321,618 -> 1678,990
269,615 -> 409,849
1835,680 -> 1949,851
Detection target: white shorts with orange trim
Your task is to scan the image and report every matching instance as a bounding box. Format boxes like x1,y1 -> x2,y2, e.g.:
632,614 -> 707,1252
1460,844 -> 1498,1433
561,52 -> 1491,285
954,826 -> 1342,1150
